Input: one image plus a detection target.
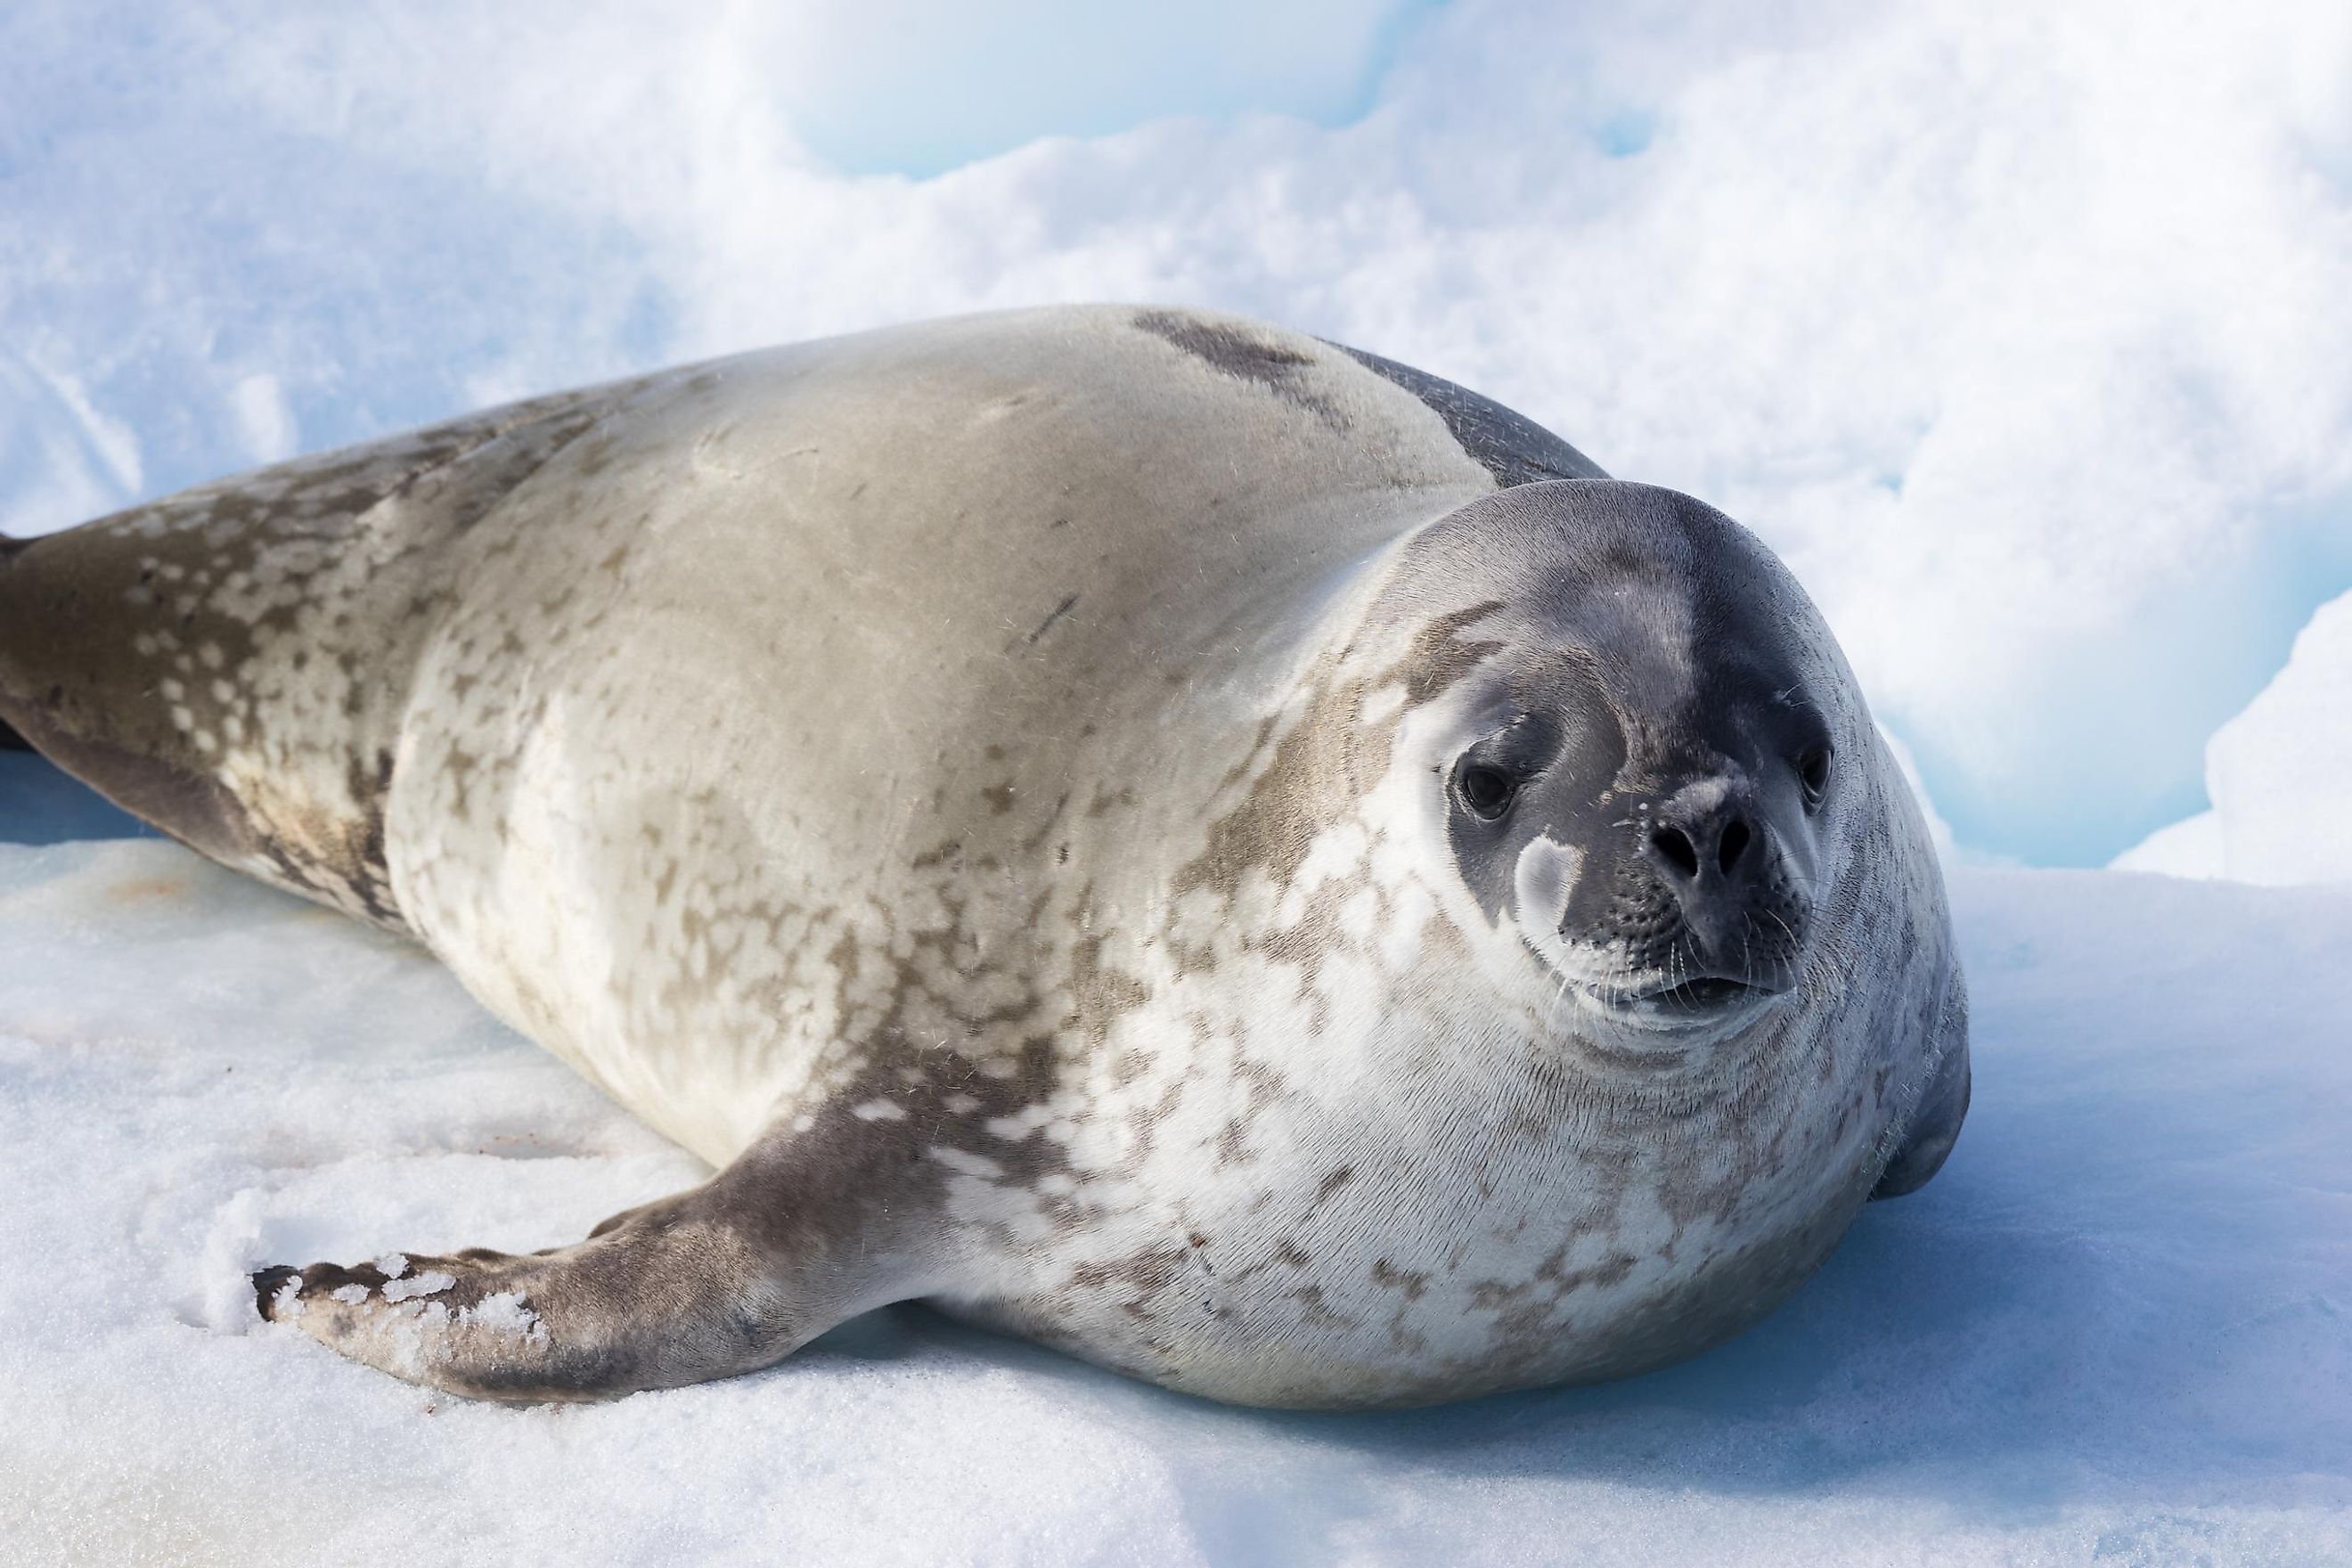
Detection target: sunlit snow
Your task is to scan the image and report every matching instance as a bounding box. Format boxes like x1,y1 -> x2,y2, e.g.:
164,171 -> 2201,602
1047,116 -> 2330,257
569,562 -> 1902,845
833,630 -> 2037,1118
2118,587 -> 2352,884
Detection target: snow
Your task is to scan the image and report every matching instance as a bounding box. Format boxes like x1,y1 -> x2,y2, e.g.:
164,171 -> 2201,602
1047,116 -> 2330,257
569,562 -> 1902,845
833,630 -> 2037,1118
2116,587 -> 2352,885
2,764 -> 2348,1564
2207,590 -> 2352,885
2111,810 -> 2222,880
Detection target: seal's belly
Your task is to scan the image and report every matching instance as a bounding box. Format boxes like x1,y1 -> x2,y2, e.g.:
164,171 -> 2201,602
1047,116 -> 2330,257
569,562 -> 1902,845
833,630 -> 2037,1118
935,1082 -> 1883,1408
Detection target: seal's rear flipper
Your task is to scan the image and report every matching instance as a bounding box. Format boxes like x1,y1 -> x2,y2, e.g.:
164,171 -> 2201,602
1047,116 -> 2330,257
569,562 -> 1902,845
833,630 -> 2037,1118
0,380 -> 638,927
252,1131 -> 923,1401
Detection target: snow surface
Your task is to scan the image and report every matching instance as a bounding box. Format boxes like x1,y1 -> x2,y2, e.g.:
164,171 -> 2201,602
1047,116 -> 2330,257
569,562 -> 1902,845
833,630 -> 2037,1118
2,774 -> 2348,1564
2116,587 -> 2352,885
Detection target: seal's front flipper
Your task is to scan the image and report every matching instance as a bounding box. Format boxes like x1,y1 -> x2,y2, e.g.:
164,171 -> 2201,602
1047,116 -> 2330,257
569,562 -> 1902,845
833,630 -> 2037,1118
252,1135 -> 919,1401
1871,971 -> 1972,1200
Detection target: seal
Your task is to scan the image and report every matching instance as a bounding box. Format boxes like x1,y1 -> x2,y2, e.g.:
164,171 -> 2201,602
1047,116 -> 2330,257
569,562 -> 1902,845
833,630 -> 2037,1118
0,305 -> 1968,1408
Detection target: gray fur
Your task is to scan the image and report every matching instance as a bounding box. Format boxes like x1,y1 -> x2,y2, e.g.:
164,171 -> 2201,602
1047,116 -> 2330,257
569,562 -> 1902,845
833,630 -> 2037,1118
0,306 -> 1966,1408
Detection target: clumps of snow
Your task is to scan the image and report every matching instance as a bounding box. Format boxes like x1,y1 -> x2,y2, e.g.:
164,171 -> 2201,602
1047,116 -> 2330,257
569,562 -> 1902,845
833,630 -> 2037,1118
4,837 -> 2350,1562
330,1284 -> 369,1306
194,1185 -> 274,1333
380,1270 -> 454,1303
2117,589 -> 2352,884
375,1253 -> 409,1280
463,1292 -> 546,1344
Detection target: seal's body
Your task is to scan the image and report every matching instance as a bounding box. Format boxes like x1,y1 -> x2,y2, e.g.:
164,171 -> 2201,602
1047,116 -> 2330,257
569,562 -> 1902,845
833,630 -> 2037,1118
0,306 -> 1967,1407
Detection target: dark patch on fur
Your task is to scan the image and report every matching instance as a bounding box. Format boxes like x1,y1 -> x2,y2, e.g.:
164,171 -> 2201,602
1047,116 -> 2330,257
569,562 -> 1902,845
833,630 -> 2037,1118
1401,602 -> 1507,710
1330,344 -> 1608,488
1024,592 -> 1080,647
1132,310 -> 1350,429
1169,687 -> 1353,906
1170,602 -> 1509,910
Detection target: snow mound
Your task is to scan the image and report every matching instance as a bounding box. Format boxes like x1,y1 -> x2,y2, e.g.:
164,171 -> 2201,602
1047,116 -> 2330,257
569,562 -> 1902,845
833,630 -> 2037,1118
2208,589 -> 2352,884
2119,588 -> 2352,884
1,837 -> 2347,1564
2111,809 -> 2221,879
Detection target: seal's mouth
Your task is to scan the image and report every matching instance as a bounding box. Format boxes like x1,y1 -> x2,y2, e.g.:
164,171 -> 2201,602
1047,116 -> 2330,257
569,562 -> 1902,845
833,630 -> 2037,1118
1573,971 -> 1786,1031
1639,975 -> 1761,1010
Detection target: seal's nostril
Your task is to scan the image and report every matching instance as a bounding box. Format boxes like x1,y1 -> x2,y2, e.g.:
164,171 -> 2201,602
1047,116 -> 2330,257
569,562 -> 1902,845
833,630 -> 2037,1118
1718,816 -> 1752,874
1650,825 -> 1699,878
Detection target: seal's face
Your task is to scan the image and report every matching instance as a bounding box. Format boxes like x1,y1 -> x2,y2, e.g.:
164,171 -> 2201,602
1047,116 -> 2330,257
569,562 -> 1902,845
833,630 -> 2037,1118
1446,650 -> 1830,1041
1388,481 -> 1846,1045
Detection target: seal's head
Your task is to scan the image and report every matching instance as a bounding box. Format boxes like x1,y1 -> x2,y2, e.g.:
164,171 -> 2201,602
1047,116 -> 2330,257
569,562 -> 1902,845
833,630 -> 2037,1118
1373,480 -> 1856,1047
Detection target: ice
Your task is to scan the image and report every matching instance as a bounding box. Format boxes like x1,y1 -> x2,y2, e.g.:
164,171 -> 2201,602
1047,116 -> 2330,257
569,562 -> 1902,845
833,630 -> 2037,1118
2117,588 -> 2352,885
1,836 -> 2345,1563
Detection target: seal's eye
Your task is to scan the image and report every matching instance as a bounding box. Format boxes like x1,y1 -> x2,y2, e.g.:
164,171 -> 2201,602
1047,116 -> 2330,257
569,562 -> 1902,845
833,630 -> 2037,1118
1797,746 -> 1833,811
1457,762 -> 1518,821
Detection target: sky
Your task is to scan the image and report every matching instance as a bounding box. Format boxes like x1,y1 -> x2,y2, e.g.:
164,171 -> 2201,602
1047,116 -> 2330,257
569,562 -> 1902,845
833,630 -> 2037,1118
2,0 -> 2348,866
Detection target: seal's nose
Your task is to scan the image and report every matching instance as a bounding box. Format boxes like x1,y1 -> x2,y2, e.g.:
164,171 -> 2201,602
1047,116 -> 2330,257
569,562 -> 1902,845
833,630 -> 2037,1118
1642,777 -> 1773,936
1647,807 -> 1757,885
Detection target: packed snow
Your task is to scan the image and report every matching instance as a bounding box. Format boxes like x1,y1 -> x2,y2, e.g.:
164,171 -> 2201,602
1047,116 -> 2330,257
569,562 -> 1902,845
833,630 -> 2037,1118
1,760 -> 2347,1564
2118,588 -> 2352,886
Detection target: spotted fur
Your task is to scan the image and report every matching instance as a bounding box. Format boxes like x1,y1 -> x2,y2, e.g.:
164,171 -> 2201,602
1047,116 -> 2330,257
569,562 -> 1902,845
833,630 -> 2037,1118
0,306 -> 1965,1408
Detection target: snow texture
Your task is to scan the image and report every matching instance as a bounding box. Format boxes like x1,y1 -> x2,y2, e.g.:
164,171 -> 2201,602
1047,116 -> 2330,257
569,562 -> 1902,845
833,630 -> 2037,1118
2116,587 -> 2352,885
2110,811 -> 2223,881
0,821 -> 2347,1563
4,0 -> 2349,865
